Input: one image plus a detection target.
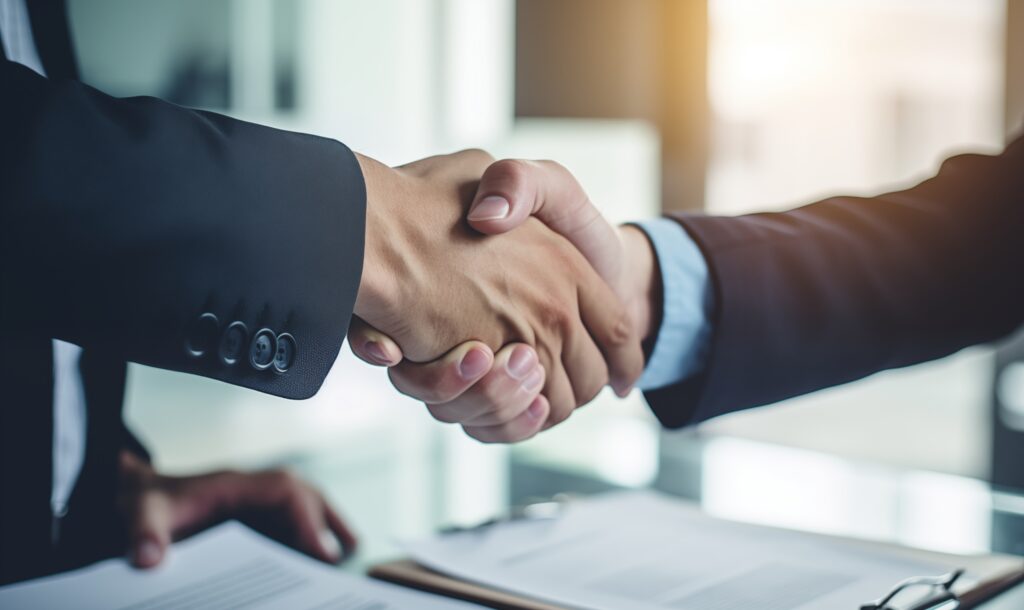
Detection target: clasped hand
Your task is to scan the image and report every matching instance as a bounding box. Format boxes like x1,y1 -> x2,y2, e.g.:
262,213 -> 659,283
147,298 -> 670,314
351,150 -> 657,442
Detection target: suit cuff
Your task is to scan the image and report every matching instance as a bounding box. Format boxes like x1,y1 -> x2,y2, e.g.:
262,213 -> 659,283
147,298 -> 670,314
632,218 -> 714,391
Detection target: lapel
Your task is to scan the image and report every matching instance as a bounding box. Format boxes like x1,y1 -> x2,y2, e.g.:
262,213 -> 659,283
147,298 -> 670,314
26,0 -> 78,80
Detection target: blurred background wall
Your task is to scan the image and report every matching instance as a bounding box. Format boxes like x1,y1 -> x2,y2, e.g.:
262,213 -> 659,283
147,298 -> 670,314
66,0 -> 1024,560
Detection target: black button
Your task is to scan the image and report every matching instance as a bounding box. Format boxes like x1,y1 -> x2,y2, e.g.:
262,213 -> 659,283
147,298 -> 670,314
219,321 -> 248,366
273,333 -> 296,373
184,313 -> 219,357
249,328 -> 277,370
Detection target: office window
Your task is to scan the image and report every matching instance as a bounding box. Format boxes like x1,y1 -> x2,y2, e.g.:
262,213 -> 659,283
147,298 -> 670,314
696,0 -> 1006,477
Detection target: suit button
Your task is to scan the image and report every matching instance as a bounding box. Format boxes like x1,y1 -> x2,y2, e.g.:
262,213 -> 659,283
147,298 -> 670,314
184,313 -> 219,357
273,333 -> 296,373
249,328 -> 277,370
219,321 -> 248,366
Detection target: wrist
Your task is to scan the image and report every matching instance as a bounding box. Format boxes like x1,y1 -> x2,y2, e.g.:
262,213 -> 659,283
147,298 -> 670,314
354,153 -> 401,318
619,224 -> 661,344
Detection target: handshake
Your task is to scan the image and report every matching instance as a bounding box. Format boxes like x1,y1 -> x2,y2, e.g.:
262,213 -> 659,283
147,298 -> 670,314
348,150 -> 661,443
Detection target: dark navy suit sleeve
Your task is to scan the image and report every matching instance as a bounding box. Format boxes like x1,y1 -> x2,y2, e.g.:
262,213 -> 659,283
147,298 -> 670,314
644,135 -> 1024,428
1,59 -> 366,399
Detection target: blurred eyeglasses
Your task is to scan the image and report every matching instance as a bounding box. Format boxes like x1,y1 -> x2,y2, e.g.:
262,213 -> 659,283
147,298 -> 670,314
861,569 -> 963,610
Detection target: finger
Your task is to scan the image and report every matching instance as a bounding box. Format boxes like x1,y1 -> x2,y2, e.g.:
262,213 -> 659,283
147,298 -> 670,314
432,345 -> 545,427
323,501 -> 359,559
467,159 -> 623,287
560,320 -> 611,415
462,364 -> 543,426
536,340 -> 576,428
388,341 -> 494,405
128,487 -> 174,569
463,395 -> 550,443
266,471 -> 344,565
348,316 -> 403,366
576,262 -> 644,396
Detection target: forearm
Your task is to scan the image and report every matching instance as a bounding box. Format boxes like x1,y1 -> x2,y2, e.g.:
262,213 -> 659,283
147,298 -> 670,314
647,138 -> 1024,427
2,60 -> 366,398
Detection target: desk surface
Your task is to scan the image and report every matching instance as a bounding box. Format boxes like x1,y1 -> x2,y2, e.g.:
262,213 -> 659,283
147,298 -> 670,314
282,431 -> 1024,608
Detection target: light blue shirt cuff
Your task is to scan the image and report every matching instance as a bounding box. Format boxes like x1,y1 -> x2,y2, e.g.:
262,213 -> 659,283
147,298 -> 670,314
633,218 -> 714,391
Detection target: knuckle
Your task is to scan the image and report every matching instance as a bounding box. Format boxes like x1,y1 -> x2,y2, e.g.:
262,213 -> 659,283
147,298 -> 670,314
463,426 -> 498,444
424,385 -> 455,404
489,423 -> 526,444
576,377 -> 605,407
478,383 -> 516,415
389,369 -> 455,404
457,148 -> 496,165
486,401 -> 524,426
607,308 -> 634,347
538,297 -> 575,334
427,404 -> 462,424
486,158 -> 531,187
546,400 -> 573,426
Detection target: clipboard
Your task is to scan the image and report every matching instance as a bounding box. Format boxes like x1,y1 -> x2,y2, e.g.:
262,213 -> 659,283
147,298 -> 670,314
370,560 -> 565,610
371,553 -> 1023,610
369,493 -> 1024,610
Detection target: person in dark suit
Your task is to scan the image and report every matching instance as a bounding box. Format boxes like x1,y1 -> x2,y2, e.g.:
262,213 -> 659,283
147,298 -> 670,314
354,132 -> 1023,441
0,0 -> 645,584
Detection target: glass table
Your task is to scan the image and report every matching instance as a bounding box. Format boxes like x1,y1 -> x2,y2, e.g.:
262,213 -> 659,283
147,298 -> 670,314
284,428 -> 1024,609
128,362 -> 1024,608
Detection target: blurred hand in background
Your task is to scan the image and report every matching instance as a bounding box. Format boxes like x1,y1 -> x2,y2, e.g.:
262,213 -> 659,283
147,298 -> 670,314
118,451 -> 357,569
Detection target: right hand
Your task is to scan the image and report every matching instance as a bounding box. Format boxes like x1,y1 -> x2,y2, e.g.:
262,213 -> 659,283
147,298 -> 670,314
352,151 -> 644,424
350,158 -> 660,442
119,452 -> 356,569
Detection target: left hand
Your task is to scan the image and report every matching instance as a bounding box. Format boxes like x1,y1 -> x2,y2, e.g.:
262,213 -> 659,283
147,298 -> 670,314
349,159 -> 660,443
118,451 -> 357,568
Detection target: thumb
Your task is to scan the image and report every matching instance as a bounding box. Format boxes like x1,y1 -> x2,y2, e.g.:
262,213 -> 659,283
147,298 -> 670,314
348,316 -> 403,366
467,159 -> 625,294
128,489 -> 174,568
389,340 -> 494,406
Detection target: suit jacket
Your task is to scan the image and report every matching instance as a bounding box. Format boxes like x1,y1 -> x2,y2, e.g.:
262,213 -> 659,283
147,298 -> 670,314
0,1 -> 366,584
645,134 -> 1024,428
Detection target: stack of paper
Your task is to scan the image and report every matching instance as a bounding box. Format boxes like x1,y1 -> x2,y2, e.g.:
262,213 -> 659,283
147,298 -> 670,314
0,522 -> 481,609
402,491 -> 1021,610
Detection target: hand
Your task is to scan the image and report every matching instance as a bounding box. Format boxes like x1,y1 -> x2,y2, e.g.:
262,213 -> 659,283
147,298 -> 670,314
463,159 -> 659,338
118,451 -> 357,568
350,159 -> 660,442
352,150 -> 644,423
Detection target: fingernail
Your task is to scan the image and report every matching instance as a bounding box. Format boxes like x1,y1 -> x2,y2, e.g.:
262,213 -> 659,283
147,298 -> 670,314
135,539 -> 162,566
522,367 -> 544,393
613,382 -> 635,398
526,397 -> 546,420
319,529 -> 342,563
459,347 -> 491,380
506,346 -> 536,379
364,341 -> 391,365
467,196 -> 510,221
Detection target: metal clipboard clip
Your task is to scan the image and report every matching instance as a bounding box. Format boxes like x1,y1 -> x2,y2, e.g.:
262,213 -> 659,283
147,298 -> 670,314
439,494 -> 576,535
861,569 -> 964,610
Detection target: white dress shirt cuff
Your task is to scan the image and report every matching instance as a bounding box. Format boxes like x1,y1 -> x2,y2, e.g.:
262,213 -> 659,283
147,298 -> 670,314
632,218 -> 714,391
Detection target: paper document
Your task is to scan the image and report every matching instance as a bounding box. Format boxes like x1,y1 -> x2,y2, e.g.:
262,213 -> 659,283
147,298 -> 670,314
0,521 -> 482,610
405,491 -> 968,610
